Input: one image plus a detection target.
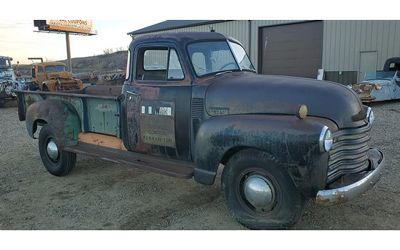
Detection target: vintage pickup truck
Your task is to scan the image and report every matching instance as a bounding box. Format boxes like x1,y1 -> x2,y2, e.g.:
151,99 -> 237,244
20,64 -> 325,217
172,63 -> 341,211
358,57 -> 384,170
352,57 -> 400,102
16,32 -> 384,229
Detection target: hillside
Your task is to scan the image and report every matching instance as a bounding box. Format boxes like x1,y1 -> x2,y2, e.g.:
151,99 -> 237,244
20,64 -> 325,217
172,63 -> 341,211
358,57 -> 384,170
15,50 -> 128,76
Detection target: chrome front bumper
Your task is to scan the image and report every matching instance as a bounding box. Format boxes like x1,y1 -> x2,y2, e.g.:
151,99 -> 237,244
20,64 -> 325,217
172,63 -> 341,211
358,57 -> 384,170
315,148 -> 384,206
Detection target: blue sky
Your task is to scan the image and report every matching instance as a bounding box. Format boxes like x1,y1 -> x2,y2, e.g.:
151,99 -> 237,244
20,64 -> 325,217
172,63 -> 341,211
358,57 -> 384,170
0,19 -> 162,64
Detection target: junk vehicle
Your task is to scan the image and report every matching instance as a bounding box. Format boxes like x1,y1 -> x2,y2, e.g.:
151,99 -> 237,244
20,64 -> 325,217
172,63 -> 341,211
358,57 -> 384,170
352,57 -> 400,102
0,56 -> 18,107
15,32 -> 384,229
28,58 -> 84,91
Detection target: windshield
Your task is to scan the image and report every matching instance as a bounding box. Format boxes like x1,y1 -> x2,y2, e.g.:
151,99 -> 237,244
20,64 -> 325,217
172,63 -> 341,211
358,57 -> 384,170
0,58 -> 11,69
363,71 -> 396,81
45,65 -> 66,73
228,41 -> 255,71
188,41 -> 241,76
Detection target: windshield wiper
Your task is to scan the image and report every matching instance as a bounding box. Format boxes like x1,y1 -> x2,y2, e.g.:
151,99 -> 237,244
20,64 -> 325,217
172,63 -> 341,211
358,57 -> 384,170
215,70 -> 233,76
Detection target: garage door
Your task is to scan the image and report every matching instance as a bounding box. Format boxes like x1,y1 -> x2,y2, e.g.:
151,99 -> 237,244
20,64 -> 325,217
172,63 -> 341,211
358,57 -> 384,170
259,21 -> 323,78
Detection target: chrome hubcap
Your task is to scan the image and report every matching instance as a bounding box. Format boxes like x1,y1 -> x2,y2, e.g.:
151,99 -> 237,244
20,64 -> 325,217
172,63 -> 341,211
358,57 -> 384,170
243,175 -> 274,210
46,139 -> 59,161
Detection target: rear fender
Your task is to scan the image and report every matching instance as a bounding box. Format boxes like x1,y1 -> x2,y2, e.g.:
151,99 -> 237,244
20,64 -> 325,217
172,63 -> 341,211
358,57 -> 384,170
26,99 -> 81,147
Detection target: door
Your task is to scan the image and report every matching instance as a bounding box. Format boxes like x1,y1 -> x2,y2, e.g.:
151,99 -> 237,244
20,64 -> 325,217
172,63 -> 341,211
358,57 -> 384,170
359,51 -> 377,81
126,45 -> 192,161
259,21 -> 323,78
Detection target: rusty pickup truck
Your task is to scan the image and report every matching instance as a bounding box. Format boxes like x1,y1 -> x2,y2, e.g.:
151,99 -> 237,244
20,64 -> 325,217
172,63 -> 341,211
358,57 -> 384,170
16,32 -> 385,229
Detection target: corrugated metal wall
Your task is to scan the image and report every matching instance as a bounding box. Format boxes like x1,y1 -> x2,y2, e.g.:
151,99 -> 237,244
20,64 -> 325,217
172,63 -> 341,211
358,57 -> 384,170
323,20 -> 400,71
135,20 -> 250,53
132,20 -> 400,76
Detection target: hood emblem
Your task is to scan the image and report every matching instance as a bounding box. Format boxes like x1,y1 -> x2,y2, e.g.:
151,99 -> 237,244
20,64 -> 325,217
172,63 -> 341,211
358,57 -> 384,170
297,104 -> 308,119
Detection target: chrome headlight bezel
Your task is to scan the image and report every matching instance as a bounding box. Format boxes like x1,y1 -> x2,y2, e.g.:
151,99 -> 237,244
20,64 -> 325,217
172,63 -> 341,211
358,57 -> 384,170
366,107 -> 375,124
319,126 -> 333,152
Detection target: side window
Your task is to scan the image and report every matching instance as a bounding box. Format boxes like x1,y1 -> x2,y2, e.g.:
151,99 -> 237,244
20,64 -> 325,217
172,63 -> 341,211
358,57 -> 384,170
143,49 -> 168,71
136,47 -> 184,82
37,66 -> 44,73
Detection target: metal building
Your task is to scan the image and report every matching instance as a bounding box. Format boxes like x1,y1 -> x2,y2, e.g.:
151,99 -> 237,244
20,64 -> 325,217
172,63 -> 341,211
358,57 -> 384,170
128,20 -> 400,84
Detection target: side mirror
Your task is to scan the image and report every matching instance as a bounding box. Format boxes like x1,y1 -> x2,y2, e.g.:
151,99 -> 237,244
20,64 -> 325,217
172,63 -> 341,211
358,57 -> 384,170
31,68 -> 36,78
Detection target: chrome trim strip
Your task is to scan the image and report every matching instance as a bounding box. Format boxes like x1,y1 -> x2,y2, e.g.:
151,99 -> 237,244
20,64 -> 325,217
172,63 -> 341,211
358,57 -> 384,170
319,126 -> 329,152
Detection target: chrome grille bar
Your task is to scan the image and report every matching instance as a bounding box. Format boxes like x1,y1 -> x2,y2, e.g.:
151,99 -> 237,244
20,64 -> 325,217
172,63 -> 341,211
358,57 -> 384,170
327,123 -> 371,184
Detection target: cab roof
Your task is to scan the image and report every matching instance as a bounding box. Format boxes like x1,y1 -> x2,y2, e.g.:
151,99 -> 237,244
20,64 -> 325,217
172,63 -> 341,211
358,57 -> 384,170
130,32 -> 231,47
0,56 -> 12,60
34,61 -> 66,67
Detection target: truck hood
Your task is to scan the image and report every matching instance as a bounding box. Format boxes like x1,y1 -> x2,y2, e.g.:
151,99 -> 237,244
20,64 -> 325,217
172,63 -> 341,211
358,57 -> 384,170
0,69 -> 14,80
47,71 -> 73,80
204,72 -> 365,128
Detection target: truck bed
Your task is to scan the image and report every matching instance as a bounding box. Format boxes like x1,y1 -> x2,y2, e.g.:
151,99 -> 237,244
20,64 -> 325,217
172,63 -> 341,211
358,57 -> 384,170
16,85 -> 123,137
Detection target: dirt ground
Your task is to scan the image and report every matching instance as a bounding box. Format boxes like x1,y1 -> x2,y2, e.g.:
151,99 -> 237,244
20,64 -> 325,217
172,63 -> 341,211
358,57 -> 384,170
0,100 -> 399,230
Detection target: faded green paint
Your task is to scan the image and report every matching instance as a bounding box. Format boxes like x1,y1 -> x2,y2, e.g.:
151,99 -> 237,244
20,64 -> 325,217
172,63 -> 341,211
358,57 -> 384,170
86,98 -> 120,136
24,99 -> 82,147
20,91 -> 121,144
61,102 -> 82,146
47,95 -> 85,130
40,94 -> 119,136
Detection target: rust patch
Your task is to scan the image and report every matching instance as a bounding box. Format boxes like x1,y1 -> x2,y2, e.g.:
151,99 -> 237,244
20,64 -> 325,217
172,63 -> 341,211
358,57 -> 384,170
78,132 -> 127,151
136,86 -> 160,100
315,191 -> 349,206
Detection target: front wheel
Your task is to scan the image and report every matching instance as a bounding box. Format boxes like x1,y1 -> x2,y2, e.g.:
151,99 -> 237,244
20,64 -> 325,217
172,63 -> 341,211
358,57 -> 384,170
222,149 -> 306,229
38,125 -> 76,176
41,84 -> 49,91
0,98 -> 5,108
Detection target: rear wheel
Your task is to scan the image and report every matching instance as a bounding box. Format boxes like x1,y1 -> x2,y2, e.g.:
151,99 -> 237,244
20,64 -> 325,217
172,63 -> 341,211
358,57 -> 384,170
38,125 -> 76,176
222,149 -> 306,229
42,85 -> 49,91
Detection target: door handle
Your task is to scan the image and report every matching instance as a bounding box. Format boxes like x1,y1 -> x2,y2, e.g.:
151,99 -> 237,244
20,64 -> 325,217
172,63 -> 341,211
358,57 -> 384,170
126,90 -> 139,101
126,90 -> 138,95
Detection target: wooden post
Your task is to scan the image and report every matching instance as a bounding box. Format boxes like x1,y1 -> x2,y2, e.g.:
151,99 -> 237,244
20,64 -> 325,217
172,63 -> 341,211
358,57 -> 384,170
65,32 -> 72,72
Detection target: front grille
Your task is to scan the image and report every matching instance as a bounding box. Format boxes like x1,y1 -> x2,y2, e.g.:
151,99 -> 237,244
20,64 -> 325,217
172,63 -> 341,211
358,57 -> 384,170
327,123 -> 371,184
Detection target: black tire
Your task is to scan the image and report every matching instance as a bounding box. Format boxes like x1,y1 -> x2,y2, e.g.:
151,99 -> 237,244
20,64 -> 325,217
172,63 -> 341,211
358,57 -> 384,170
38,125 -> 76,176
0,98 -> 5,108
42,85 -> 49,91
222,149 -> 306,229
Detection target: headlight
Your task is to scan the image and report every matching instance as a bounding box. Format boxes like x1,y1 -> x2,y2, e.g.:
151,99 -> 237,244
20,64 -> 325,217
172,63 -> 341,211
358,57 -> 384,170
366,107 -> 375,124
319,126 -> 333,152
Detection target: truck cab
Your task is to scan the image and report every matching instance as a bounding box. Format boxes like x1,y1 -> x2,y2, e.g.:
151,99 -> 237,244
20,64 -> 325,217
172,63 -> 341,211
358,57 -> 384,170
31,61 -> 83,91
16,32 -> 385,229
0,56 -> 17,106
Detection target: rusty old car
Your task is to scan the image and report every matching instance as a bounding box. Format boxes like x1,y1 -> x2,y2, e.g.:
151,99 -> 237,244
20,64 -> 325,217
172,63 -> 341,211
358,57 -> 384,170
352,57 -> 400,102
16,32 -> 385,229
29,59 -> 84,91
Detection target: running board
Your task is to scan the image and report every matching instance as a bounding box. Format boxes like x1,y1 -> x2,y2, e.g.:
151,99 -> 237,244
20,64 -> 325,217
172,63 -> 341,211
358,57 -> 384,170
64,143 -> 194,179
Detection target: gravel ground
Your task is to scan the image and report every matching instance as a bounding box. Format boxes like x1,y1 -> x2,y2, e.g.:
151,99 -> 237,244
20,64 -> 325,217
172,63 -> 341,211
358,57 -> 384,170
0,99 -> 399,230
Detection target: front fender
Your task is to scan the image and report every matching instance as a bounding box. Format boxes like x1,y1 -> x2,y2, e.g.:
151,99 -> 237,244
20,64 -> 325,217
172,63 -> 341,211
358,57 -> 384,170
194,115 -> 332,196
26,99 -> 81,147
